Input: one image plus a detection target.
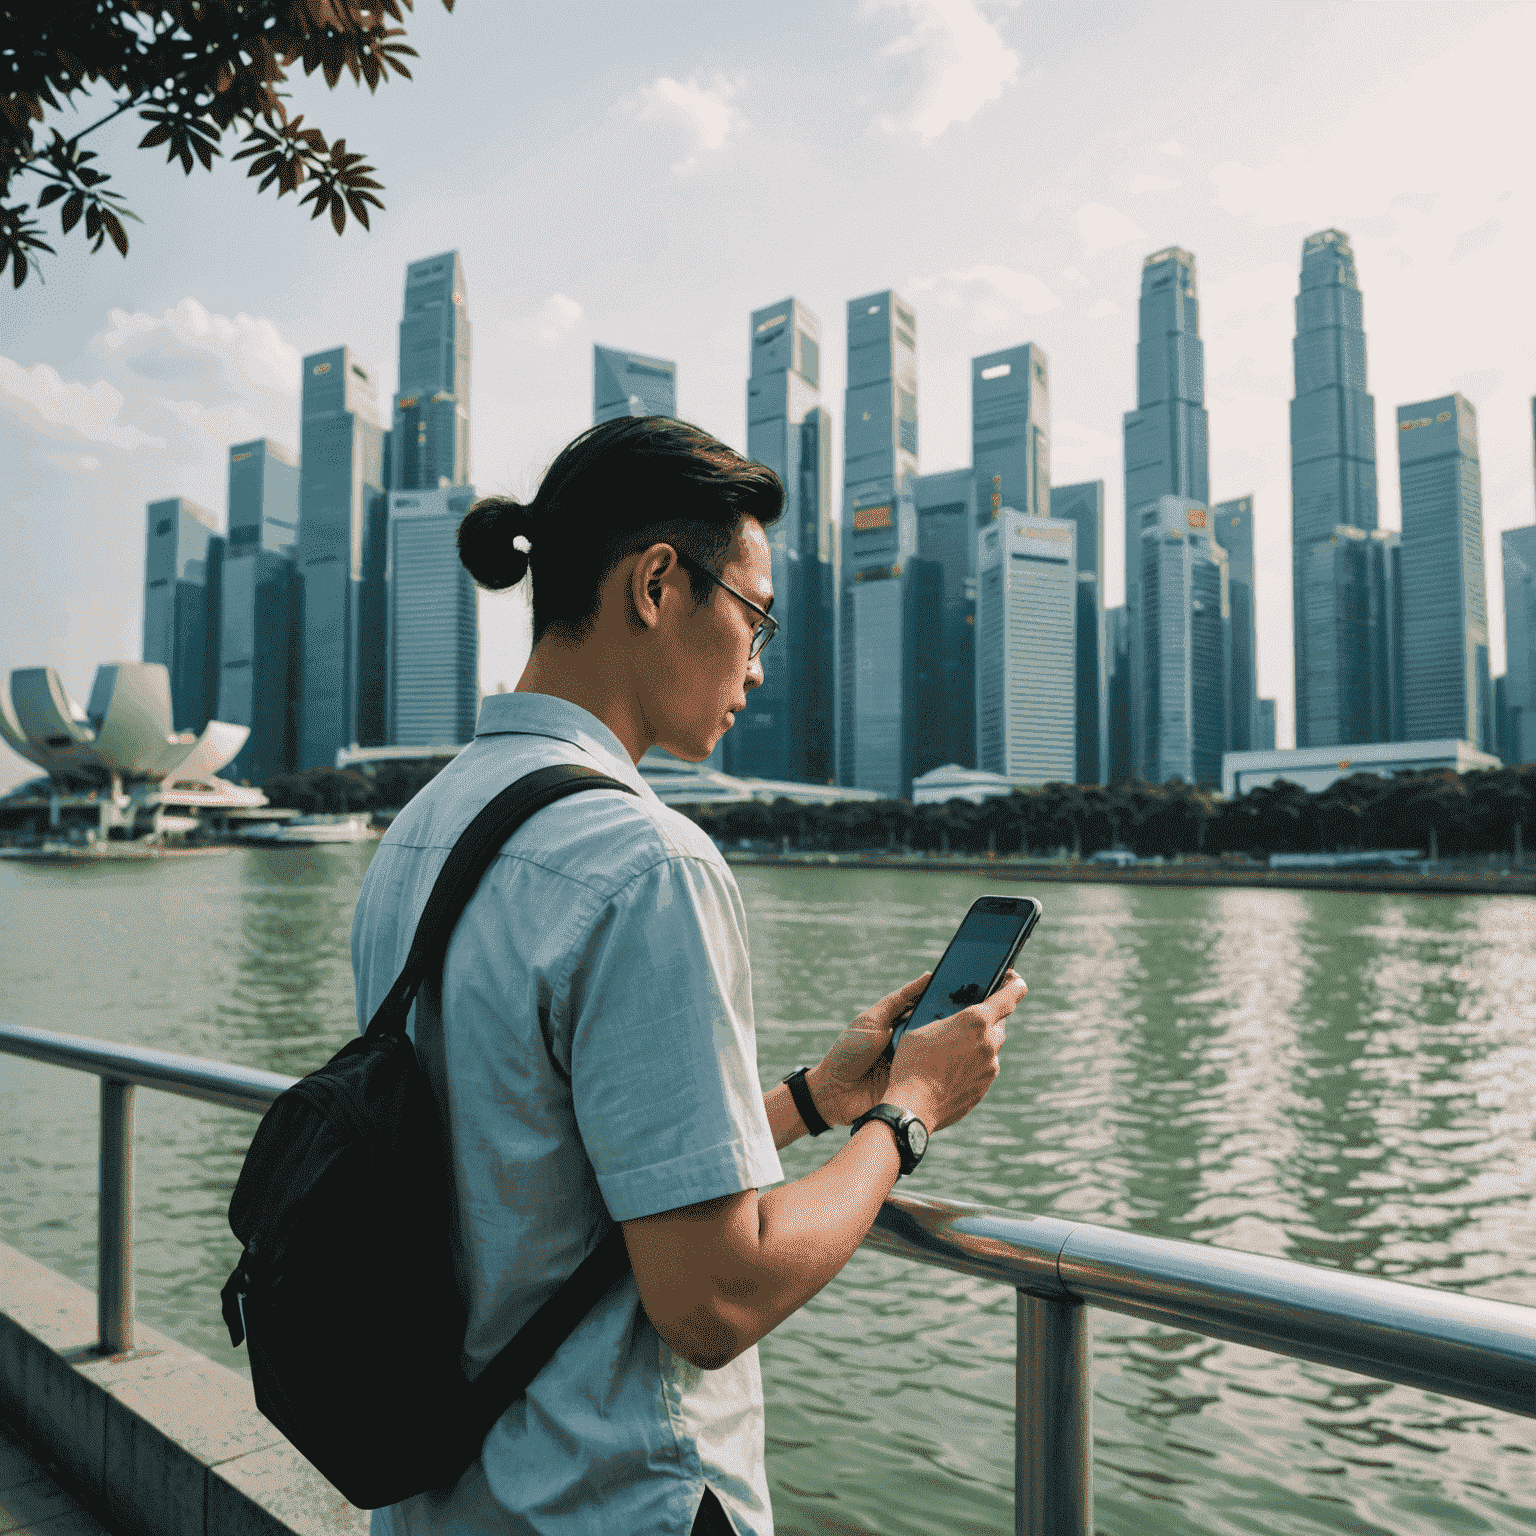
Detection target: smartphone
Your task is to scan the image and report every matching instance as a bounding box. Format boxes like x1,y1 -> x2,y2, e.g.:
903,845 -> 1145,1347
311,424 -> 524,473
887,895 -> 1042,1056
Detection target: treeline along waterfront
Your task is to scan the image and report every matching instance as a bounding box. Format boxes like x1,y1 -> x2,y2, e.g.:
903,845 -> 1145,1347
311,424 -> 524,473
266,761 -> 1536,861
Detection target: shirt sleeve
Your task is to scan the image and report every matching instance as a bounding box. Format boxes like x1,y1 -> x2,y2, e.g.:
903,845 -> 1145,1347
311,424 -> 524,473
560,851 -> 784,1223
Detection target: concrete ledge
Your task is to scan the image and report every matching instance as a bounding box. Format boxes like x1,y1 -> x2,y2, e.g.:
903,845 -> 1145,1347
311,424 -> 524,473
0,1241 -> 366,1536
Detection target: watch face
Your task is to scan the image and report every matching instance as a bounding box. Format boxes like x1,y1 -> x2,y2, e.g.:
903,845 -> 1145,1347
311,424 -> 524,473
905,1118 -> 929,1159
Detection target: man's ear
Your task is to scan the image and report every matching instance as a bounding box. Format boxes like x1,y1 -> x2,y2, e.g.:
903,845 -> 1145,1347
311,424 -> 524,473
630,543 -> 679,632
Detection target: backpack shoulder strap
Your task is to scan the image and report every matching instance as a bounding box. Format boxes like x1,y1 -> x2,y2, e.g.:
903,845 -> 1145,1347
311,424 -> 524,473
364,764 -> 637,1041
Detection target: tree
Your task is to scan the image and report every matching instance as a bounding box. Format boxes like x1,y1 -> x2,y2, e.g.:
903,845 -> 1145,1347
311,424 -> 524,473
2,1 -> 454,288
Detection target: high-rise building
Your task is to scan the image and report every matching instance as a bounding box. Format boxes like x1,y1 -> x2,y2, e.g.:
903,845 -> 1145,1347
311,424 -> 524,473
1290,229 -> 1382,748
726,298 -> 835,784
142,497 -> 222,735
1502,524 -> 1536,763
218,440 -> 300,784
1398,394 -> 1492,749
1050,481 -> 1108,784
973,344 -> 1050,526
914,468 -> 977,772
1253,698 -> 1277,752
594,346 -> 676,423
1106,606 -> 1132,780
298,346 -> 388,768
1212,496 -> 1258,752
391,251 -> 470,491
1137,497 -> 1228,788
840,289 -> 930,796
386,486 -> 479,747
976,510 -> 1076,785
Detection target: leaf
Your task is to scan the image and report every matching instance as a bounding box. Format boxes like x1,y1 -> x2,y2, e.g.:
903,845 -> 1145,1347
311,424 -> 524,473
344,191 -> 372,230
139,124 -> 172,148
85,204 -> 101,241
12,252 -> 25,289
37,184 -> 66,207
330,191 -> 346,235
61,191 -> 84,233
102,211 -> 129,256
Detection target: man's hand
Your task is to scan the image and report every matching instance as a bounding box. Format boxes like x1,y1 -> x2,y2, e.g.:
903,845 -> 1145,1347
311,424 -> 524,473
805,972 -> 931,1127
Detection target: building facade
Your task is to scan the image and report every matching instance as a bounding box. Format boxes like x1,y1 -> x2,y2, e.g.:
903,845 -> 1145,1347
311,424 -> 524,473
297,346 -> 389,768
593,346 -> 676,422
973,344 -> 1050,526
1050,480 -> 1108,784
390,251 -> 471,492
1253,698 -> 1277,752
1502,524 -> 1536,763
914,468 -> 977,772
976,510 -> 1076,786
386,486 -> 479,748
1137,497 -> 1228,788
218,440 -> 300,784
1106,606 -> 1132,780
141,497 -> 222,736
726,298 -> 835,784
1212,496 -> 1258,752
1290,229 -> 1382,748
1398,394 -> 1492,749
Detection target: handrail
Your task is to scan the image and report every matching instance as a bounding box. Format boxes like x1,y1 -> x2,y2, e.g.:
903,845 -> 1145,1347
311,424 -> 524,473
3,1019 -> 1534,1535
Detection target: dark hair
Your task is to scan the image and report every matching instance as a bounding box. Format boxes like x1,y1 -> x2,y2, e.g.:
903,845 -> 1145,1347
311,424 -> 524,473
456,417 -> 784,644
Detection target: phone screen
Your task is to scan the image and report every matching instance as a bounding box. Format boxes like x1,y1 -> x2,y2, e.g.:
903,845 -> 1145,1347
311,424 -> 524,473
890,899 -> 1040,1052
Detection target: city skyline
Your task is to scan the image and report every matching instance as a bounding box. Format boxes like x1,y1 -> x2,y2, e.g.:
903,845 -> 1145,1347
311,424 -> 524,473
3,2 -> 1534,794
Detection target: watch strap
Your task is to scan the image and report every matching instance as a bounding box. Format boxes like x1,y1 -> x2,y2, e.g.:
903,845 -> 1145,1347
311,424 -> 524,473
849,1102 -> 925,1176
783,1066 -> 830,1137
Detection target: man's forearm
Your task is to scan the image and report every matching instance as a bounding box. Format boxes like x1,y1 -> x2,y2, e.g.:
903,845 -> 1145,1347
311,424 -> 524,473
765,1080 -> 810,1149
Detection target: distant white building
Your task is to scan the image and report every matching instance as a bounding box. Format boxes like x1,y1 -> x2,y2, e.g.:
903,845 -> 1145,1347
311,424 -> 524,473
1222,739 -> 1501,798
912,764 -> 1021,806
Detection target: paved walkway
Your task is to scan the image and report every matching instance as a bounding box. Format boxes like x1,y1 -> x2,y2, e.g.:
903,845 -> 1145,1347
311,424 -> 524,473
0,1421 -> 111,1536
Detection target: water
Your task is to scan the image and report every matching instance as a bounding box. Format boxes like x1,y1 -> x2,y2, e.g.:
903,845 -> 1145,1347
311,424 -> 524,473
1,850 -> 1532,1534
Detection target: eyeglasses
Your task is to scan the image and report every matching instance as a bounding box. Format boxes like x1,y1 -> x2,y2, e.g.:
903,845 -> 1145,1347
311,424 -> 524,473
671,548 -> 778,660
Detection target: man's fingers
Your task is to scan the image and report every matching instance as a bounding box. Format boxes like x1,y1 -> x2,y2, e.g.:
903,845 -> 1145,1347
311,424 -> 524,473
869,971 -> 932,1024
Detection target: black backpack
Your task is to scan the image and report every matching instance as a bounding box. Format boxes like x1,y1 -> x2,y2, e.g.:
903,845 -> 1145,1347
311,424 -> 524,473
221,764 -> 637,1509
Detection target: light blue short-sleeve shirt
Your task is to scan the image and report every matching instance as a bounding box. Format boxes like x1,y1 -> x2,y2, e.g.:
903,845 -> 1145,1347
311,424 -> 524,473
351,694 -> 784,1536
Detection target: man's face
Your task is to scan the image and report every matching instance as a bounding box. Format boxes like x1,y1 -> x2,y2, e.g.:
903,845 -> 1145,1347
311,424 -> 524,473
647,519 -> 773,763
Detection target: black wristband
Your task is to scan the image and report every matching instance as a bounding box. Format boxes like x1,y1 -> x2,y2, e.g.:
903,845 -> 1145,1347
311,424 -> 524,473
782,1066 -> 830,1136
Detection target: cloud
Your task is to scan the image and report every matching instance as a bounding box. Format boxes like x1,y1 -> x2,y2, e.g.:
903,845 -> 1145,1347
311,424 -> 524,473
0,358 -> 164,451
1157,139 -> 1182,156
534,293 -> 583,346
909,264 -> 1061,329
1450,217 -> 1502,263
1076,202 -> 1145,259
1129,174 -> 1181,195
1052,417 -> 1118,481
1084,299 -> 1119,319
869,0 -> 1020,142
624,75 -> 743,173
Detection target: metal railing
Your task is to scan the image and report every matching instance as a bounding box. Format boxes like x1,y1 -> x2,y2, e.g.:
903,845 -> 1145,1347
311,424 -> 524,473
3,1019 -> 1534,1535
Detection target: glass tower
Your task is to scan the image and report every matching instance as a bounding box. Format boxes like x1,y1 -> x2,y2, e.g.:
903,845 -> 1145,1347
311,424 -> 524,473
840,289 -> 933,797
1123,248 -> 1208,779
1137,497 -> 1228,789
973,344 -> 1050,526
594,346 -> 676,422
915,468 -> 978,773
1503,524 -> 1536,763
1290,229 -> 1382,747
387,486 -> 479,746
1106,606 -> 1132,781
391,251 -> 470,491
298,346 -> 388,768
218,439 -> 300,784
976,510 -> 1076,785
1212,496 -> 1258,752
1398,394 -> 1491,748
142,497 -> 222,735
1050,481 -> 1108,784
726,298 -> 835,784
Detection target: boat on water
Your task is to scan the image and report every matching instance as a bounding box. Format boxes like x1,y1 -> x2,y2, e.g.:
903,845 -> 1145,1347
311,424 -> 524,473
0,838 -> 235,864
239,813 -> 379,847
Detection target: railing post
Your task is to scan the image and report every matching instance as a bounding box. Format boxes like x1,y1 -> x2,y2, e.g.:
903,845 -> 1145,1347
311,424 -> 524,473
98,1076 -> 134,1354
1016,1291 -> 1092,1536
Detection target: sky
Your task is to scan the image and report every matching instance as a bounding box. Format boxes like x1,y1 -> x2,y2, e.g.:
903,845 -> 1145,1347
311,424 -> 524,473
4,0 -> 1535,793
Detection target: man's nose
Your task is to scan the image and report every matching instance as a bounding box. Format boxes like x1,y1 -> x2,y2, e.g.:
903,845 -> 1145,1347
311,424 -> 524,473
744,653 -> 764,691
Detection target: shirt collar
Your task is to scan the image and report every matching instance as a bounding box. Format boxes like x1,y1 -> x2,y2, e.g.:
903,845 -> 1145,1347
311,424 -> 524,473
473,691 -> 654,800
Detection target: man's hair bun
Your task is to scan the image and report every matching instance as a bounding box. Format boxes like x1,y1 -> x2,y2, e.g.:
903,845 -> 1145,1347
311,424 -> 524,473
457,496 -> 535,590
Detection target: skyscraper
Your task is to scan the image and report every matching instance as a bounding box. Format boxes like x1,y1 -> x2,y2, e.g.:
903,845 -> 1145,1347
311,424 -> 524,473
1290,229 -> 1382,748
297,346 -> 388,768
975,510 -> 1075,786
593,347 -> 676,422
914,468 -> 977,772
1123,248 -> 1209,779
1137,497 -> 1228,788
142,497 -> 222,735
218,439 -> 300,784
973,344 -> 1050,525
840,289 -> 932,797
726,298 -> 835,784
1050,481 -> 1108,784
391,251 -> 470,491
1212,496 -> 1258,752
1500,524 -> 1535,763
387,486 -> 479,747
1106,606 -> 1132,780
1398,394 -> 1492,748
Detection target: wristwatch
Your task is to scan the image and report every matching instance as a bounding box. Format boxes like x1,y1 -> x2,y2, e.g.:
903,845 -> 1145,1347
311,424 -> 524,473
849,1102 -> 929,1176
782,1066 -> 830,1137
